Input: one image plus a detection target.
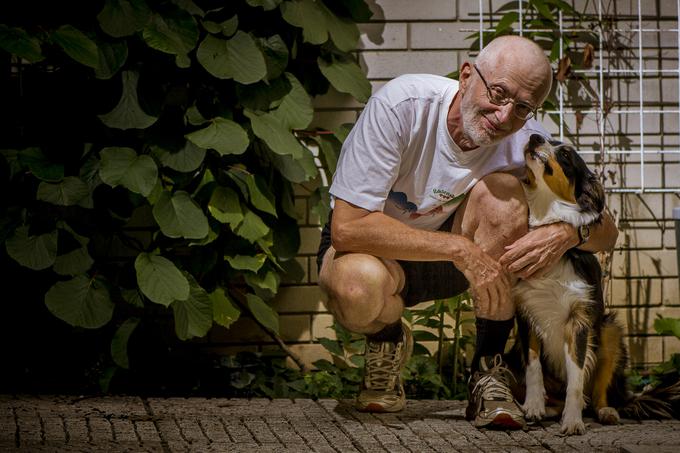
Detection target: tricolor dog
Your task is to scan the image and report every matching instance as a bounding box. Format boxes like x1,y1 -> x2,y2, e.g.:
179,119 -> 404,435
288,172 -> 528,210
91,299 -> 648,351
511,134 -> 666,435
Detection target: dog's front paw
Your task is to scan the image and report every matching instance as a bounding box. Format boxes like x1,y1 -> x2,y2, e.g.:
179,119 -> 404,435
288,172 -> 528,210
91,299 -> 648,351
560,416 -> 586,435
597,407 -> 620,425
522,398 -> 546,421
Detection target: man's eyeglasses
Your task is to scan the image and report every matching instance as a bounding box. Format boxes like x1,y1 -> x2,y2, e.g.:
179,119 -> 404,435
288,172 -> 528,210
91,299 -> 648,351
473,64 -> 538,121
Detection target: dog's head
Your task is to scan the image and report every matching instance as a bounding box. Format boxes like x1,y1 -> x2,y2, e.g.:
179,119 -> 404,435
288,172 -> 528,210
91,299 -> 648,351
523,134 -> 604,215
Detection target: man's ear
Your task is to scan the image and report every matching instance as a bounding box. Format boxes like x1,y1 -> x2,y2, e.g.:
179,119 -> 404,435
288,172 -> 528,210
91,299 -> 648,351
459,62 -> 473,93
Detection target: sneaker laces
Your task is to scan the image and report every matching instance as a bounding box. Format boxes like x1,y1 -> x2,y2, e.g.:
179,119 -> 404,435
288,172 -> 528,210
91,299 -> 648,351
364,340 -> 403,391
472,355 -> 516,402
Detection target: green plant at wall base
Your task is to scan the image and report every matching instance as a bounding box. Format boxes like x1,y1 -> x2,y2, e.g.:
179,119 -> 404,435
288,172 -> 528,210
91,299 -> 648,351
0,0 -> 372,388
628,316 -> 680,391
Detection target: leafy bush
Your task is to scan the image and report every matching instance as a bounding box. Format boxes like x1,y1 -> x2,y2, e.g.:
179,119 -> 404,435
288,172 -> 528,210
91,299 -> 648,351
0,0 -> 371,390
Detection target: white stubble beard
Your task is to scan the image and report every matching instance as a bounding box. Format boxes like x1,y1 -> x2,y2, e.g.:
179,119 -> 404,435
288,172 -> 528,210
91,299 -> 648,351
460,95 -> 501,147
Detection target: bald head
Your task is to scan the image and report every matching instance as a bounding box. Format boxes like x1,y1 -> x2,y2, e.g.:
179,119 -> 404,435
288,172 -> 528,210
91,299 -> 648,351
476,36 -> 553,104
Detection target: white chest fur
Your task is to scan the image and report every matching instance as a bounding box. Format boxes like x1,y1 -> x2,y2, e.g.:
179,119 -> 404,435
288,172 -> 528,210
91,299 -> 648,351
512,259 -> 595,379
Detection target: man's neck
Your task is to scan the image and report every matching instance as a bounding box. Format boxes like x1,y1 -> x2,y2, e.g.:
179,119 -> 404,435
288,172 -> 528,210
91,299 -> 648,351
447,93 -> 479,151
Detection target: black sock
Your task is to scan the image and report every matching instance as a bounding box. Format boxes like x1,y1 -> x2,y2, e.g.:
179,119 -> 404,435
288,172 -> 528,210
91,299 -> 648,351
471,317 -> 514,373
366,321 -> 403,344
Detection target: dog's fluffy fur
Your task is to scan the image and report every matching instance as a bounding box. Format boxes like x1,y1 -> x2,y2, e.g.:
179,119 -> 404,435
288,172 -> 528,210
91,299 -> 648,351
510,134 -> 678,435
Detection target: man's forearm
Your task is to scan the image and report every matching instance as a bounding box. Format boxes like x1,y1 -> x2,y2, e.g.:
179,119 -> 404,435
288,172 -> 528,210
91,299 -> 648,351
332,209 -> 472,264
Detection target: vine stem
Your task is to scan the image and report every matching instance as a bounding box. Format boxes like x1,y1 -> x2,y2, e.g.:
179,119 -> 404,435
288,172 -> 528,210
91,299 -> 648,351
230,289 -> 309,373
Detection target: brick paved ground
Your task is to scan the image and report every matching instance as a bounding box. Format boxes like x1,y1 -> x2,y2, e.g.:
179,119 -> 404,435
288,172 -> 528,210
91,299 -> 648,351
1,395 -> 680,452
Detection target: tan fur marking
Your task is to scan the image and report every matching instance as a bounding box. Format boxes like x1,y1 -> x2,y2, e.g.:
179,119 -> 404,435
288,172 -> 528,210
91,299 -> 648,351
542,157 -> 577,203
529,331 -> 541,360
591,322 -> 623,411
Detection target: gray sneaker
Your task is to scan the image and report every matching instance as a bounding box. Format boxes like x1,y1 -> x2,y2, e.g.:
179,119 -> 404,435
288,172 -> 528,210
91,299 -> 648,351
356,324 -> 413,413
465,354 -> 525,429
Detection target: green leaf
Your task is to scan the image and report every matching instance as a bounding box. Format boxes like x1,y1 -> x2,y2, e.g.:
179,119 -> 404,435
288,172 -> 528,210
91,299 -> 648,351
244,110 -> 303,158
5,227 -> 57,270
185,117 -> 249,155
319,2 -> 359,52
412,330 -> 439,342
318,135 -> 340,174
247,0 -> 281,11
153,190 -> 209,239
234,207 -> 270,242
97,0 -> 151,38
342,0 -> 373,22
172,0 -> 205,17
52,25 -> 99,69
135,252 -> 190,306
142,9 -> 199,55
122,289 -> 145,308
203,15 -> 238,36
53,246 -> 94,276
95,40 -> 128,79
0,25 -> 44,62
228,168 -> 277,217
271,73 -> 313,129
318,56 -> 371,103
185,105 -> 208,125
154,140 -> 206,172
172,273 -> 213,340
210,289 -> 240,328
654,317 -> 680,339
258,34 -> 288,80
494,11 -> 519,35
272,215 -> 300,260
268,147 -> 318,183
226,254 -> 266,272
98,71 -> 158,130
18,147 -> 64,182
196,31 -> 266,84
111,317 -> 141,369
99,146 -> 158,196
208,186 -> 243,227
37,177 -> 90,206
309,186 -> 331,225
175,53 -> 191,68
245,269 -> 280,294
531,0 -> 555,21
45,275 -> 114,329
334,123 -> 354,144
246,293 -> 279,333
236,76 -> 291,111
281,0 -> 327,45
319,337 -> 344,356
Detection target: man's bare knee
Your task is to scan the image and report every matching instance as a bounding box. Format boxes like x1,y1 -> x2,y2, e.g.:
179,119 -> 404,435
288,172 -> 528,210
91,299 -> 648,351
320,251 -> 403,333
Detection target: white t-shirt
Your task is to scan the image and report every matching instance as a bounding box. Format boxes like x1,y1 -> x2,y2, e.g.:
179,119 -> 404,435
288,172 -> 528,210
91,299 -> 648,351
329,73 -> 550,230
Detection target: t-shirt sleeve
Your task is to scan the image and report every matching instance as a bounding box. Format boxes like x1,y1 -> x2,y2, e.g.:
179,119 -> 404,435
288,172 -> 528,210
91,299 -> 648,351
329,97 -> 406,212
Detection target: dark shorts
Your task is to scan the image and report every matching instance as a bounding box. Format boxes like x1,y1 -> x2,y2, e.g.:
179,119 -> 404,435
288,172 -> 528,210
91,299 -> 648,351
316,211 -> 469,307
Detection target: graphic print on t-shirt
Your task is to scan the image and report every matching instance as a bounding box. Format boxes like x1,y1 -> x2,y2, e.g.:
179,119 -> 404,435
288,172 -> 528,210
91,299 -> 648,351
388,188 -> 466,219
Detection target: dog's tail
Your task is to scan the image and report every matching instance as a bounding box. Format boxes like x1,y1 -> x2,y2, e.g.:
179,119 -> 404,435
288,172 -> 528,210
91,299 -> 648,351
619,379 -> 680,419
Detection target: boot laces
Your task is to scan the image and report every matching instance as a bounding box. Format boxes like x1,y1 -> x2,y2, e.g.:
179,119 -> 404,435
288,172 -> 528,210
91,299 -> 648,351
364,341 -> 403,391
472,355 -> 516,402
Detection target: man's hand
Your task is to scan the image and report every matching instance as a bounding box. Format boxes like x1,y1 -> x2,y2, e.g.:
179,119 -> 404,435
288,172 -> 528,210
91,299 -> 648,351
457,241 -> 512,320
499,222 -> 578,280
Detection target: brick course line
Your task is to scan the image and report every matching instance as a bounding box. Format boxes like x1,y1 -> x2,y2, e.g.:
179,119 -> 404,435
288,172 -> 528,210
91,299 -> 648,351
141,397 -> 171,453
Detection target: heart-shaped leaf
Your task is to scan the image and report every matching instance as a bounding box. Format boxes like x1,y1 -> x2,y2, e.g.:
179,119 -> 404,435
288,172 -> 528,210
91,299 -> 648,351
185,117 -> 249,155
142,9 -> 198,55
196,31 -> 266,84
234,207 -> 269,242
18,147 -> 64,182
172,273 -> 213,340
98,71 -> 159,130
45,275 -> 114,329
210,289 -> 240,328
244,109 -> 303,158
52,25 -> 99,69
53,246 -> 94,276
225,254 -> 266,272
95,40 -> 128,79
271,73 -> 313,129
208,186 -> 243,227
37,177 -> 90,206
5,226 -> 57,270
154,140 -> 206,172
135,252 -> 190,306
97,0 -> 151,38
318,56 -> 371,103
99,146 -> 158,196
246,293 -> 279,334
152,190 -> 209,239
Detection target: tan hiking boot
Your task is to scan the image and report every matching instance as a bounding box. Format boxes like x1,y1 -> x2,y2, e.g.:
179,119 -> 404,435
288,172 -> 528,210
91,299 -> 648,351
356,324 -> 413,413
465,354 -> 525,429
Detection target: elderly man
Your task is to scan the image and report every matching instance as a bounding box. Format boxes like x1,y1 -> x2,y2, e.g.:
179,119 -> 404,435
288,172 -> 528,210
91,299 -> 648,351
316,36 -> 617,429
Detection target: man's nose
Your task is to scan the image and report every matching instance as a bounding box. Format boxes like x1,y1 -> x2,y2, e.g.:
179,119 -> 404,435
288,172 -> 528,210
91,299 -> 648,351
495,103 -> 514,124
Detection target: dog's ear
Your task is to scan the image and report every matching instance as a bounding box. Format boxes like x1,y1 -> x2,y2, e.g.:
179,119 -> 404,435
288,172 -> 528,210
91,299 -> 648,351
576,173 -> 605,214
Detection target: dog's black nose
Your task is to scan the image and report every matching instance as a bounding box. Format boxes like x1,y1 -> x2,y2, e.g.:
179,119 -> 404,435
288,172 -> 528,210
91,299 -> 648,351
529,134 -> 545,147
